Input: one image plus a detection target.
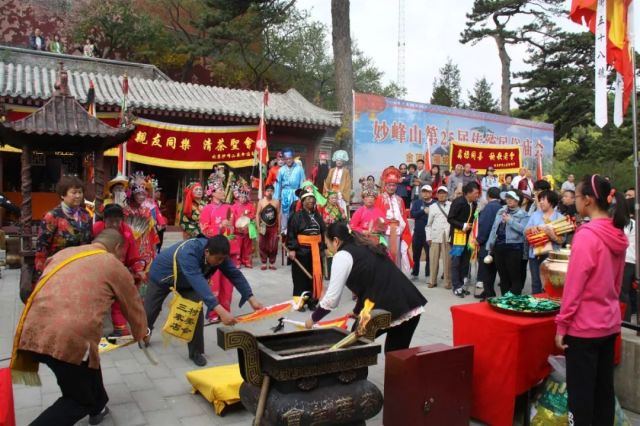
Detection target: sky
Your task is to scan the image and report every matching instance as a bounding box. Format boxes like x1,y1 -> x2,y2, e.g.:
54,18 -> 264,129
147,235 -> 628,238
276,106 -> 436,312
299,0 -> 640,106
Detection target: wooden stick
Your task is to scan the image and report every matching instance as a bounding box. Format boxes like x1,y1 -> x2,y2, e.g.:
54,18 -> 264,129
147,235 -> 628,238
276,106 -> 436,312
281,241 -> 313,279
255,375 -> 271,426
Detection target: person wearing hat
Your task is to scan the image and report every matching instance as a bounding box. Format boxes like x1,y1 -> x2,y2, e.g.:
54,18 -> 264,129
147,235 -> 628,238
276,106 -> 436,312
486,190 -> 529,295
409,184 -> 433,281
375,167 -> 412,270
274,148 -> 306,235
286,190 -> 326,309
231,184 -> 256,268
293,180 -> 327,213
104,173 -> 129,207
324,150 -> 352,217
265,152 -> 284,187
481,167 -> 500,200
200,174 -> 236,323
123,176 -> 159,302
426,186 -> 452,288
475,187 -> 502,298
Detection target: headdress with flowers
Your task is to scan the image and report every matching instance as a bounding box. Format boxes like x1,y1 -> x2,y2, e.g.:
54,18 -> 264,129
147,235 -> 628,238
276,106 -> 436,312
205,172 -> 224,198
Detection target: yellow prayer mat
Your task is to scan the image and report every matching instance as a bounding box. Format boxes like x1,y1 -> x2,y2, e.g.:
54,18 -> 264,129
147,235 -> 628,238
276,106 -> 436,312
185,363 -> 243,415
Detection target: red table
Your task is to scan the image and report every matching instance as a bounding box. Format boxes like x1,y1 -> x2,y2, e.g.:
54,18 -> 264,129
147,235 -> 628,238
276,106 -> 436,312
451,302 -> 560,426
0,368 -> 15,426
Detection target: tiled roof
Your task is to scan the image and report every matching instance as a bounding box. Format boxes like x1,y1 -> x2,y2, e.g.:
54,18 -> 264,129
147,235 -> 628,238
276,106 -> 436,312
0,51 -> 342,128
1,74 -> 135,152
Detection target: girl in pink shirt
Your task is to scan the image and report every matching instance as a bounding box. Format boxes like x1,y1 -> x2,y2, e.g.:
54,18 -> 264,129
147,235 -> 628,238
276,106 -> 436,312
555,174 -> 628,425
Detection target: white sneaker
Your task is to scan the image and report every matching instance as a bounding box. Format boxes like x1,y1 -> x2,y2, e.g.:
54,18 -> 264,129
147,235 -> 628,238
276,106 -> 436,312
476,281 -> 484,289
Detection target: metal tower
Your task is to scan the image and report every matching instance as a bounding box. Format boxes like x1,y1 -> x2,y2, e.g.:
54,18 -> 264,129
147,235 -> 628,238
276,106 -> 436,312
397,0 -> 406,96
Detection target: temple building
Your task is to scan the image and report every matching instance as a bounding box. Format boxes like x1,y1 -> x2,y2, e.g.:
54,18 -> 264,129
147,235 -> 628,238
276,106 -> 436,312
0,46 -> 341,224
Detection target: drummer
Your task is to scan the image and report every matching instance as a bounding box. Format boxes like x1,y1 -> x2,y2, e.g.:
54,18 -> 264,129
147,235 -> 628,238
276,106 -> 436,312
256,184 -> 280,270
231,184 -> 256,268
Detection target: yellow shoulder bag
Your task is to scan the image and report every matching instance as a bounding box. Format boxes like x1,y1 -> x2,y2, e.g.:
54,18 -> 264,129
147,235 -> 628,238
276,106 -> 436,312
162,240 -> 203,345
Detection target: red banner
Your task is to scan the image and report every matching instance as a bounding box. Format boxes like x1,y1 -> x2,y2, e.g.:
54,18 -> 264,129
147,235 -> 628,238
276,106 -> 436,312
449,141 -> 522,174
121,118 -> 258,169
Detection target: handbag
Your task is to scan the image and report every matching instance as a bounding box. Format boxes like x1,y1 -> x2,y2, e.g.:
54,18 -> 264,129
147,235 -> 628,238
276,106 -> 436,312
162,241 -> 203,345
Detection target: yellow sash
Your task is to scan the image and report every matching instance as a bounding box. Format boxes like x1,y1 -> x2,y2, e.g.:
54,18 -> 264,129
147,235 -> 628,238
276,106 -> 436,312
11,248 -> 106,386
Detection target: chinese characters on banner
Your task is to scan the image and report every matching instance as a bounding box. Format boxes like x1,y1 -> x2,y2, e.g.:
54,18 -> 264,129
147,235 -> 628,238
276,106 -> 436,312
352,93 -> 554,187
124,118 -> 259,169
449,142 -> 521,174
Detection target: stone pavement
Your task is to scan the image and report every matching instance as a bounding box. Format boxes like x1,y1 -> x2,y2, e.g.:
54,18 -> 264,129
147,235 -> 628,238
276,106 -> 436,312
1,232 -> 638,426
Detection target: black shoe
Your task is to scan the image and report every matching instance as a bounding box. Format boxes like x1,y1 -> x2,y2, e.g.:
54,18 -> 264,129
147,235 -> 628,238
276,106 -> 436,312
454,288 -> 466,298
190,353 -> 207,367
463,289 -> 471,295
89,406 -> 110,425
474,291 -> 486,299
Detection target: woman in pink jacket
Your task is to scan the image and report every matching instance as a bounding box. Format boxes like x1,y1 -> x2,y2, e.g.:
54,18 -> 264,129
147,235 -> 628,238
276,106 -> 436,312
555,174 -> 628,425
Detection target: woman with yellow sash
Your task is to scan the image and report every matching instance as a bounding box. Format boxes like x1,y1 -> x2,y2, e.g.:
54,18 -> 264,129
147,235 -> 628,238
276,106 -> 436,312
287,190 -> 326,310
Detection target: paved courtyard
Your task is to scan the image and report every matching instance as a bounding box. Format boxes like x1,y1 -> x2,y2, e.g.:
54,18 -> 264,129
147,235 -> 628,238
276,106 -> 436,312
1,232 -> 638,425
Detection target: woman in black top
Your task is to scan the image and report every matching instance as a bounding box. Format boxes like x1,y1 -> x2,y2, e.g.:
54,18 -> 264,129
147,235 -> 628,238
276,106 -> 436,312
306,222 -> 427,352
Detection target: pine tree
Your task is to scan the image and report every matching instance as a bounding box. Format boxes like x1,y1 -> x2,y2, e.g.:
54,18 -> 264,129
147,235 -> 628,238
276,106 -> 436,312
467,77 -> 499,113
430,58 -> 462,108
460,0 -> 563,115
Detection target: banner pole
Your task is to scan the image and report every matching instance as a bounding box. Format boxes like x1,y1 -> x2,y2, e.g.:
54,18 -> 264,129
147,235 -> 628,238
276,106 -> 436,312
630,35 -> 639,335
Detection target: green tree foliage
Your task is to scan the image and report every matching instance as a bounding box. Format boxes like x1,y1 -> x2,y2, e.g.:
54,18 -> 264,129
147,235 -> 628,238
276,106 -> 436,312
430,58 -> 463,108
467,77 -> 499,113
460,0 -> 563,115
68,0 -> 402,113
516,26 -> 639,190
70,0 -> 171,62
515,31 -> 595,140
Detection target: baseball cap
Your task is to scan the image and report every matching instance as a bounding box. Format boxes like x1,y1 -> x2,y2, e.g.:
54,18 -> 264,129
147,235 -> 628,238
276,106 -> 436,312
501,190 -> 520,201
421,185 -> 433,192
436,186 -> 448,193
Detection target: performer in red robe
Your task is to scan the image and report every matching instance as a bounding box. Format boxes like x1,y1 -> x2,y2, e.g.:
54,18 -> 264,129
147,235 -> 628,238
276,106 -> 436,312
199,174 -> 235,323
350,186 -> 385,236
93,204 -> 145,336
231,184 -> 256,268
375,167 -> 413,272
265,151 -> 284,187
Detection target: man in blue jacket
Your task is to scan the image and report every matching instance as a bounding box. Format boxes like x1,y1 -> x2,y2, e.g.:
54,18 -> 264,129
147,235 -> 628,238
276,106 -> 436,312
475,187 -> 502,298
410,185 -> 433,281
145,235 -> 263,366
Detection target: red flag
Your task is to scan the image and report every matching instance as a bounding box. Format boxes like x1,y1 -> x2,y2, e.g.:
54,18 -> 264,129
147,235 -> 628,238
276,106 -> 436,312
424,144 -> 432,172
255,88 -> 269,165
570,0 -> 633,114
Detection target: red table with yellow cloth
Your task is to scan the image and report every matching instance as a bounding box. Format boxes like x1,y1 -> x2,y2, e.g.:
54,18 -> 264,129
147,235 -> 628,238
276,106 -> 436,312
0,368 -> 16,426
451,302 -> 560,426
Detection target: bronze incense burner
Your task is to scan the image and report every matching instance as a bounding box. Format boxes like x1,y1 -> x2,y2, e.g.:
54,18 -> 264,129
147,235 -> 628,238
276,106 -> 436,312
217,309 -> 391,425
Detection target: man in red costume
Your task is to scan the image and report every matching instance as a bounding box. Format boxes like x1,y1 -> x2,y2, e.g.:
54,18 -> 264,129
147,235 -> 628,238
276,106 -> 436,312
375,167 -> 413,271
265,151 -> 284,187
93,204 -> 145,336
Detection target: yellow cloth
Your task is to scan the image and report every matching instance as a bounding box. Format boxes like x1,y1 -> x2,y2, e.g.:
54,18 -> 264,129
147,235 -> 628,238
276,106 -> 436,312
185,363 -> 243,415
162,241 -> 202,345
11,249 -> 106,386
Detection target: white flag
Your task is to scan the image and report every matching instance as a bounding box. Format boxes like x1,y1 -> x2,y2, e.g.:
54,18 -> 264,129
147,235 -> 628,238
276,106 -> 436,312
595,0 -> 608,128
614,72 -> 623,127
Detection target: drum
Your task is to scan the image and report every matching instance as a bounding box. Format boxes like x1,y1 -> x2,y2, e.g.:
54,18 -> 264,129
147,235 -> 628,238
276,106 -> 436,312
235,216 -> 250,231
